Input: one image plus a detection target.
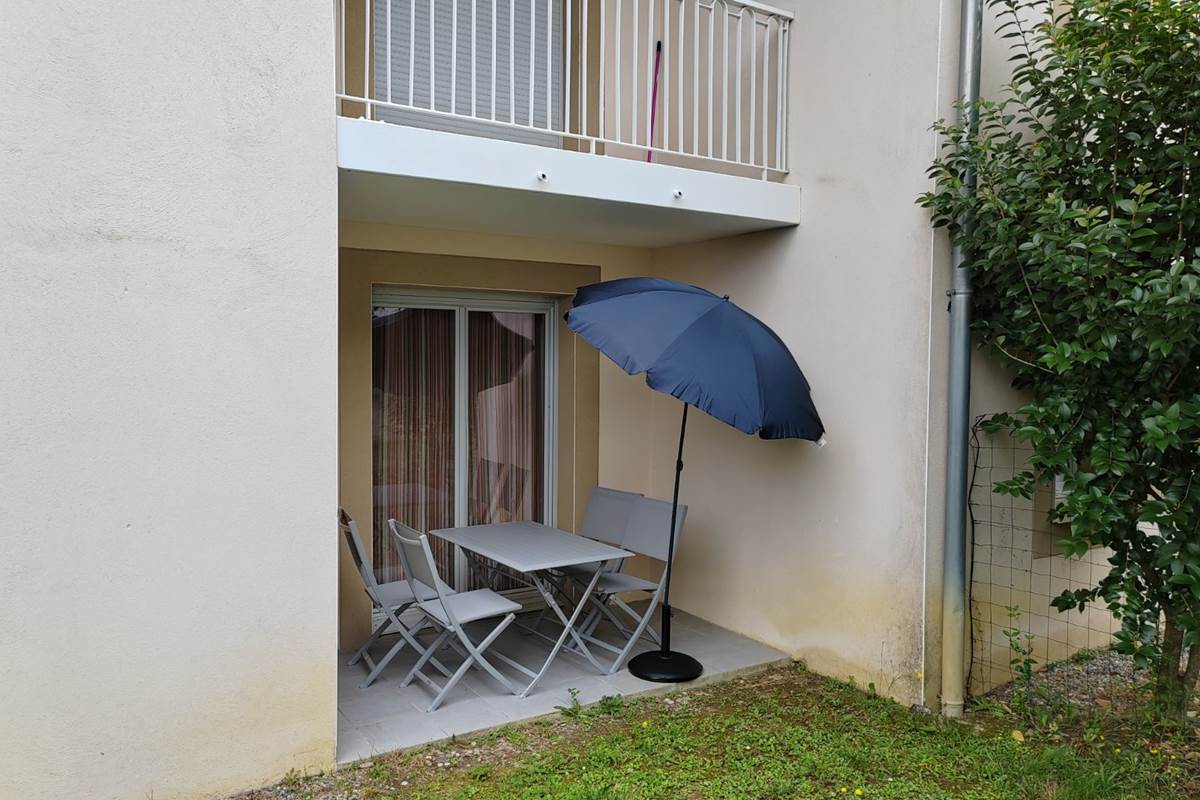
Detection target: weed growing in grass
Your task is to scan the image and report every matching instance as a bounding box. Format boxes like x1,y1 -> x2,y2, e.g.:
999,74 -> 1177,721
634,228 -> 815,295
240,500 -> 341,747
281,768 -> 305,789
592,694 -> 624,716
556,687 -> 585,719
556,689 -> 625,723
1002,605 -> 1037,687
1001,604 -> 1048,728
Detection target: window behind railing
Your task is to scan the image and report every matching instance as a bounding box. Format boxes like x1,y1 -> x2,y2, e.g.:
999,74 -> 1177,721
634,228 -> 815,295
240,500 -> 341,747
371,0 -> 564,146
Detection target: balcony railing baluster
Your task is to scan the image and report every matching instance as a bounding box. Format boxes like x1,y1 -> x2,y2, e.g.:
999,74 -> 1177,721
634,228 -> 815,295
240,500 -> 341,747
338,0 -> 790,177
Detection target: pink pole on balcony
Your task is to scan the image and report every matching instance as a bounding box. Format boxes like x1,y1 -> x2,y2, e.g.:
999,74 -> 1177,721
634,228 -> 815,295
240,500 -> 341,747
646,40 -> 662,162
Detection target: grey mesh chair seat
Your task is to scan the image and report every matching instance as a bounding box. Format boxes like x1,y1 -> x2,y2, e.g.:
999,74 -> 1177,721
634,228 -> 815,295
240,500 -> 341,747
417,589 -> 521,626
559,565 -> 658,593
374,576 -> 452,608
371,580 -> 417,608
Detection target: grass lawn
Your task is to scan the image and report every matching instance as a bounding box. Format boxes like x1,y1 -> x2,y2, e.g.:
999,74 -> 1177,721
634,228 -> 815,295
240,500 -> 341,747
246,663 -> 1199,800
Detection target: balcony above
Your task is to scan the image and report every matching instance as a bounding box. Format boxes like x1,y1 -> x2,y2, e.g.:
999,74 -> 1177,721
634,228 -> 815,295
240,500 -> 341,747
338,116 -> 798,246
336,0 -> 800,246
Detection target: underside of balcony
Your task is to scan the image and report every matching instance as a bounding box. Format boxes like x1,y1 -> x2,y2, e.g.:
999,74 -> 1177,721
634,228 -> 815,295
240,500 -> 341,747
338,116 -> 800,246
336,0 -> 800,246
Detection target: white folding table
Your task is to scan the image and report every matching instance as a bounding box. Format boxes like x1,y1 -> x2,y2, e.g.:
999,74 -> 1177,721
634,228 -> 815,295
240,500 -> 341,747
430,520 -> 633,696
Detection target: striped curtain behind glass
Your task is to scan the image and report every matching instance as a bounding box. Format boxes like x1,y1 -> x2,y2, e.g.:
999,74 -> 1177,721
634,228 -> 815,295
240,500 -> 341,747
467,312 -> 546,590
372,305 -> 547,587
371,307 -> 456,582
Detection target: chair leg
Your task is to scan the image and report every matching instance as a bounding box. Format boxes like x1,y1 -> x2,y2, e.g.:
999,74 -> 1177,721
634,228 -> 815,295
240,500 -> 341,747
580,605 -> 604,637
361,628 -> 419,687
565,596 -> 643,660
455,614 -> 517,695
601,600 -> 632,635
527,605 -> 550,634
561,572 -> 639,641
347,611 -> 393,666
583,592 -> 637,641
400,618 -> 462,677
361,605 -> 459,688
563,604 -> 606,656
611,595 -> 660,644
400,626 -> 451,687
607,587 -> 666,675
427,652 -> 477,712
420,615 -> 517,711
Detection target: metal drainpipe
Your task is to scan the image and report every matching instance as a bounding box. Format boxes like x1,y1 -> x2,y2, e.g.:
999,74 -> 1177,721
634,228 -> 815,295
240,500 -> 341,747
941,0 -> 984,719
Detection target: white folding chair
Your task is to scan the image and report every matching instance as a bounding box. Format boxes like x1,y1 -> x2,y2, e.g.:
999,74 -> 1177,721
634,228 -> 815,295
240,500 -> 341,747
340,509 -> 452,688
563,496 -> 688,673
388,520 -> 523,711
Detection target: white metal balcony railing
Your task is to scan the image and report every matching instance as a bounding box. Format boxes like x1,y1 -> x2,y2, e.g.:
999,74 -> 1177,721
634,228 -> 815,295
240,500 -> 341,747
336,0 -> 791,178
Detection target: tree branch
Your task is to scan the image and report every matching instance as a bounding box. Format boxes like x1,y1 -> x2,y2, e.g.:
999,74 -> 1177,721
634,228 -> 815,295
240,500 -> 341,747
993,341 -> 1055,373
1183,642 -> 1200,701
1016,258 -> 1059,345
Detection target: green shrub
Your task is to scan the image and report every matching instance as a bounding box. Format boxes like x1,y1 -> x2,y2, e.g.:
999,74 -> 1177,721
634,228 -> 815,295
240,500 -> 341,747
921,0 -> 1200,716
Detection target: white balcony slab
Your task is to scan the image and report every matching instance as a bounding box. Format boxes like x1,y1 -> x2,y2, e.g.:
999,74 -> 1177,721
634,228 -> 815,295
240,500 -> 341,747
337,117 -> 801,247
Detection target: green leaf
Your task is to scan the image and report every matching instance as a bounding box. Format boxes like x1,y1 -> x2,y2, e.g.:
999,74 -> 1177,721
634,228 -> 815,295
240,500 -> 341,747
1166,144 -> 1190,161
920,0 -> 1200,684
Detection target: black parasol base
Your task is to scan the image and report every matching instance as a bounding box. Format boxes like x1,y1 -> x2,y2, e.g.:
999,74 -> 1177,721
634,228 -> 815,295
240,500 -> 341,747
628,648 -> 703,683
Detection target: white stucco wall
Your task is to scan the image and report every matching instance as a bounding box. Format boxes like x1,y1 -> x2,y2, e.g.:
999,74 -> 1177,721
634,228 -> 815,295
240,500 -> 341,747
0,4 -> 339,799
598,0 -> 964,707
594,0 -> 1056,709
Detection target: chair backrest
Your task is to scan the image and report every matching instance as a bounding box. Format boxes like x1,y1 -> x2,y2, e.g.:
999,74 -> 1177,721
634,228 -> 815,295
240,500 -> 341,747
580,486 -> 643,546
340,508 -> 382,601
622,496 -> 688,563
388,519 -> 449,607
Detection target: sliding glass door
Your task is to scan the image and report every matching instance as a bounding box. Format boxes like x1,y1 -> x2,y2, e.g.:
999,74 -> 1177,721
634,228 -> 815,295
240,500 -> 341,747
371,290 -> 555,587
371,306 -> 457,583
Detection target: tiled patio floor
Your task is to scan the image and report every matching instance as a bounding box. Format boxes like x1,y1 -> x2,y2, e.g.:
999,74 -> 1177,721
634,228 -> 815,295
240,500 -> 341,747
337,605 -> 789,763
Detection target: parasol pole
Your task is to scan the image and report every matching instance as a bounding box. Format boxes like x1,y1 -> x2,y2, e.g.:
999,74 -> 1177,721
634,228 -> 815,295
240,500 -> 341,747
628,400 -> 703,682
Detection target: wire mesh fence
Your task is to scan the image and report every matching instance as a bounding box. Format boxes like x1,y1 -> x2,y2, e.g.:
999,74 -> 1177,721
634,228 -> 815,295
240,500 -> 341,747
967,416 -> 1119,696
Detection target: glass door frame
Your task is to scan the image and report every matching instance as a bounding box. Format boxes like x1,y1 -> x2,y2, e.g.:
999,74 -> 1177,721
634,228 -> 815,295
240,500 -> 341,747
371,286 -> 559,589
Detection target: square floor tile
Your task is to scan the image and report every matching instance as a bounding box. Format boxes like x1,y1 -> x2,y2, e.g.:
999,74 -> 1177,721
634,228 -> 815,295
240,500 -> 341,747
358,713 -> 449,753
335,724 -> 376,763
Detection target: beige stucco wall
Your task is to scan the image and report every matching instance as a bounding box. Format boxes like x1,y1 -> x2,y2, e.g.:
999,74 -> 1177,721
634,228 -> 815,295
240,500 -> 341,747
612,0 -> 1069,710
0,4 -> 339,800
591,0 -> 967,708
